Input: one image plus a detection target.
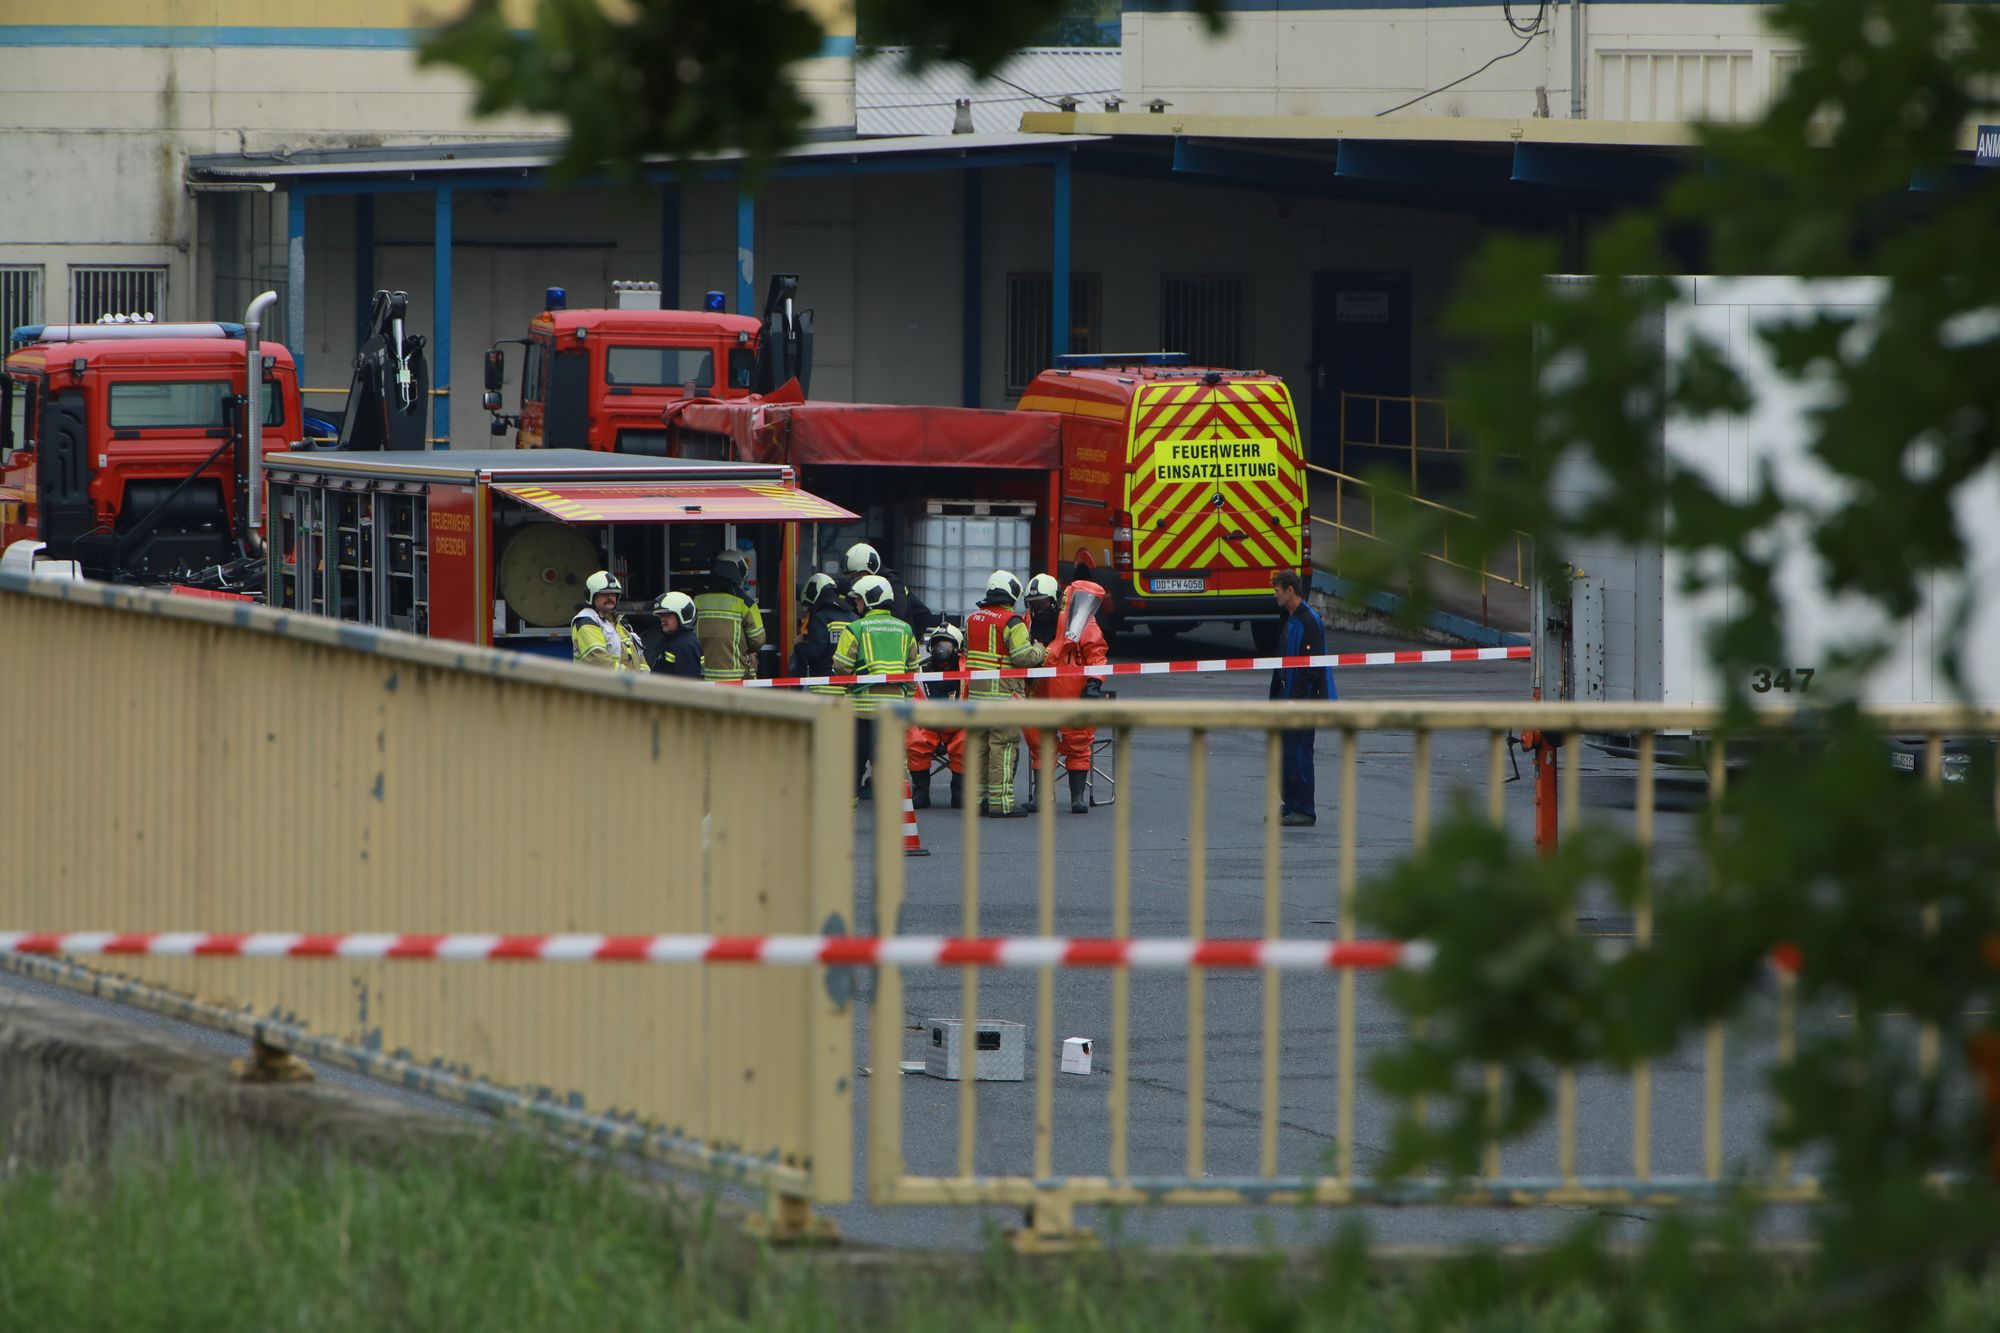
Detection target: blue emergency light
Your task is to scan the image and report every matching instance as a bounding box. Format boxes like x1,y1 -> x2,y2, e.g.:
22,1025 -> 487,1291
545,286 -> 567,311
1054,352 -> 1189,369
704,290 -> 727,312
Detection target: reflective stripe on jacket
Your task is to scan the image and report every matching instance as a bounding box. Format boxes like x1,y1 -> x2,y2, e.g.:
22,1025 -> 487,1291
831,610 -> 919,714
798,606 -> 858,696
572,608 -> 647,672
693,589 -> 766,681
964,604 -> 1044,700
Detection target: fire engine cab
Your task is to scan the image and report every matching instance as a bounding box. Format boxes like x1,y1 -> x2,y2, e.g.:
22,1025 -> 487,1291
261,449 -> 853,663
3,305 -> 301,588
483,276 -> 811,455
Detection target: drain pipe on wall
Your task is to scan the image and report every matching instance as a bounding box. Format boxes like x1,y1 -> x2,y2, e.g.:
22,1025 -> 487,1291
1570,0 -> 1585,119
244,290 -> 278,542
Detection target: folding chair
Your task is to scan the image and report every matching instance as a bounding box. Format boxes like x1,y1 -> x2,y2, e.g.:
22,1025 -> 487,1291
1025,689 -> 1117,809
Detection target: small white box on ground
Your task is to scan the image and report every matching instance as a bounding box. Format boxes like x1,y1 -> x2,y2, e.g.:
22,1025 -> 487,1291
1060,1037 -> 1093,1075
924,1017 -> 1026,1081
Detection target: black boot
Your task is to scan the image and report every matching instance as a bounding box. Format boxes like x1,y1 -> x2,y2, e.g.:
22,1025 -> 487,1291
1068,769 -> 1090,814
949,773 -> 965,809
910,773 -> 931,810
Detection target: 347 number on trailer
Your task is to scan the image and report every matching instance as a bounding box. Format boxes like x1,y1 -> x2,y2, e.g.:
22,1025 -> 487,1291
1750,667 -> 1816,694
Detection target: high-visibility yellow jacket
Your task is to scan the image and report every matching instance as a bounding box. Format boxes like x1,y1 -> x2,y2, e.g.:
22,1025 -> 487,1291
571,609 -> 649,672
831,610 -> 920,714
964,604 -> 1044,699
693,586 -> 766,681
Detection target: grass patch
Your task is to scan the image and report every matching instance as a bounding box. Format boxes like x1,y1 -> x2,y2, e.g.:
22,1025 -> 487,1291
0,1141 -> 1997,1330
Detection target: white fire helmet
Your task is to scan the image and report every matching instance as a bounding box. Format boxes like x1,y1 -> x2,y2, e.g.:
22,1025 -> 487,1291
983,570 -> 1024,606
852,573 -> 894,610
585,570 -> 623,599
844,542 -> 882,575
1026,573 -> 1060,604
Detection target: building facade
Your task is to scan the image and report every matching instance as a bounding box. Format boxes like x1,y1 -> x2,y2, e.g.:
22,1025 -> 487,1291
5,2 -> 1846,455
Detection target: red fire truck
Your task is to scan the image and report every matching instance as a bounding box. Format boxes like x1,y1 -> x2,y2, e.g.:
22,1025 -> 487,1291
2,299 -> 301,588
666,355 -> 1307,647
482,276 -> 811,455
261,449 -> 853,662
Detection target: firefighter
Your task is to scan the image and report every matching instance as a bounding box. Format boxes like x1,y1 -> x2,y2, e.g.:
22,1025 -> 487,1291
789,572 -> 856,698
843,541 -> 935,638
832,573 -> 921,798
1019,572 -> 1061,810
1031,578 -> 1110,815
571,570 -> 648,672
647,590 -> 703,679
692,549 -> 765,681
964,570 -> 1046,817
906,622 -> 967,810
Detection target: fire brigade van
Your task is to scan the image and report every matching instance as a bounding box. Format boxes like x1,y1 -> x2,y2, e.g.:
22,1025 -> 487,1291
261,449 -> 853,663
1018,355 -> 1308,650
3,318 -> 302,586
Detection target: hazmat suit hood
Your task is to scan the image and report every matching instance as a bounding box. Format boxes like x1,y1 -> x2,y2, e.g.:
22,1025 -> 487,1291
1062,580 -> 1106,641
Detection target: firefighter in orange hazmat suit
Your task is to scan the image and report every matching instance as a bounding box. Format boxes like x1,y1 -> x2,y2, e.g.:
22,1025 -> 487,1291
1024,577 -> 1108,815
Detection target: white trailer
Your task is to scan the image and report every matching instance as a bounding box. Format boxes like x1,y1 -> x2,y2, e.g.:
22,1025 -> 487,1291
1539,276 -> 2000,773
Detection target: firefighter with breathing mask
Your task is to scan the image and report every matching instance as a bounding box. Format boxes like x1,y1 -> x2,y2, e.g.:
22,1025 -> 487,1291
571,570 -> 647,672
906,622 -> 967,809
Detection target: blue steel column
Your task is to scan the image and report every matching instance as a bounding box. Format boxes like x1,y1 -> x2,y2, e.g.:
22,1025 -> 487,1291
1050,152 -> 1071,366
433,187 -> 452,449
962,170 -> 983,408
661,182 -> 681,305
735,187 -> 756,315
286,190 -> 306,381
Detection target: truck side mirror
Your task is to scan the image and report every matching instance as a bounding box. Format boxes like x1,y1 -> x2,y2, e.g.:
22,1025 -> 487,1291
481,390 -> 502,411
483,348 -> 505,394
489,415 -> 509,437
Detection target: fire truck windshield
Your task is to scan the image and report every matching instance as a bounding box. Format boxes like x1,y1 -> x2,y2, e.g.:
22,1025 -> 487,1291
108,379 -> 285,429
604,345 -> 714,389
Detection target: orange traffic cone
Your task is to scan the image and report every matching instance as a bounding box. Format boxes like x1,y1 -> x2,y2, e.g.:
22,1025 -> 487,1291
902,774 -> 930,857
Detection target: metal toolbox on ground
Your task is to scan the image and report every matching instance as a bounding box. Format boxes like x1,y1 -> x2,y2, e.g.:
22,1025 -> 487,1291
923,1017 -> 1026,1081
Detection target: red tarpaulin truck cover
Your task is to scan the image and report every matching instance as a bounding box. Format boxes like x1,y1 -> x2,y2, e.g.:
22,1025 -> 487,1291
664,400 -> 1062,469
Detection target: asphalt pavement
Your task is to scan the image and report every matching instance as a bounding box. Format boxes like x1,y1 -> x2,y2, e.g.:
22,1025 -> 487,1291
833,618 -> 1797,1249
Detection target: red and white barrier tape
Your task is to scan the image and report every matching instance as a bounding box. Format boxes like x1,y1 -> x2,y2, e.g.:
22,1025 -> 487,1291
0,931 -> 1429,971
729,644 -> 1530,690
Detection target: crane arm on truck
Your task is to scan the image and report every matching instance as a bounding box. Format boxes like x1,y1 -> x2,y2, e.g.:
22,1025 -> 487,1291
753,274 -> 812,397
335,290 -> 429,451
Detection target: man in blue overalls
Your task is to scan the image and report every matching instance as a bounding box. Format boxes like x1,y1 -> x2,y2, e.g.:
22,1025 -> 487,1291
1269,570 -> 1336,827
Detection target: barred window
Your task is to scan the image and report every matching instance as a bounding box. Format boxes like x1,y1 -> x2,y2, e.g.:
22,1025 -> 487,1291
2,266 -> 43,342
70,265 -> 167,325
1161,275 -> 1249,369
1005,272 -> 1101,394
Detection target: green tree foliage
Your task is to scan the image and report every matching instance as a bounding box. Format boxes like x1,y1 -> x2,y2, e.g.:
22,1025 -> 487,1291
1355,1 -> 2000,1323
420,1 -> 1222,180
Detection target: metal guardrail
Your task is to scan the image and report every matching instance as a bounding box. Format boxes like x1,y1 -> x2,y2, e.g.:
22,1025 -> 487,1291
0,572 -> 855,1231
1307,461 -> 1531,599
867,695 -> 2000,1246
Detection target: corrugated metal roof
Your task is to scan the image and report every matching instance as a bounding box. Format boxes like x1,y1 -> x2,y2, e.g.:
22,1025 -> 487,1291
856,48 -> 1124,138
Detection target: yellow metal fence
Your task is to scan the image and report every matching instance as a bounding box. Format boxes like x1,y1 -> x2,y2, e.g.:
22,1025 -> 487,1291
11,570 -> 1996,1242
0,573 -> 854,1212
868,695 -> 2000,1244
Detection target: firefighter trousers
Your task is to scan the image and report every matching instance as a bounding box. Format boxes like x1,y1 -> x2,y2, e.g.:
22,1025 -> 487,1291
978,727 -> 1020,813
907,727 -> 965,775
1023,727 -> 1096,772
